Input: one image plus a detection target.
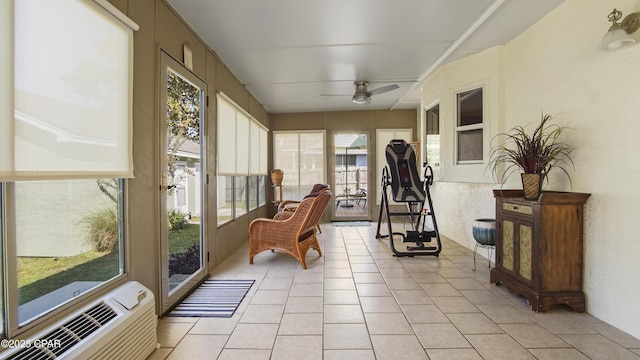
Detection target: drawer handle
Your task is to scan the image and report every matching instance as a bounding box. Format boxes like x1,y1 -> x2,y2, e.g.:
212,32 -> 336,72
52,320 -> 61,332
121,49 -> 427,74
513,206 -> 518,210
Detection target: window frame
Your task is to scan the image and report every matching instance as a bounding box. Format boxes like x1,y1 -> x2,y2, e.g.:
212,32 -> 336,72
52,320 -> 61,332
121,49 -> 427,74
2,179 -> 127,338
455,87 -> 484,165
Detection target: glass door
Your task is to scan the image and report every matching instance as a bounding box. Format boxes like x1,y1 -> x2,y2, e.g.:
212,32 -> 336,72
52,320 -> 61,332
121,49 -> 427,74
159,52 -> 207,313
334,133 -> 369,220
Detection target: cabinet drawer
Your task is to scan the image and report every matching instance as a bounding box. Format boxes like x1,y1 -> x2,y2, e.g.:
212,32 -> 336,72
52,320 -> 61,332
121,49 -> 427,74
502,202 -> 533,216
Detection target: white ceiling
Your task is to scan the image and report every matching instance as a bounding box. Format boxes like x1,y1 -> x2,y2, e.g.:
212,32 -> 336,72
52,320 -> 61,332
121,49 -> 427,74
167,0 -> 564,114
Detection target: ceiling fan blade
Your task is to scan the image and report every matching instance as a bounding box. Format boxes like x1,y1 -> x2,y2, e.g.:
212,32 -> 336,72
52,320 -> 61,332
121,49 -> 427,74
366,84 -> 399,96
320,94 -> 352,96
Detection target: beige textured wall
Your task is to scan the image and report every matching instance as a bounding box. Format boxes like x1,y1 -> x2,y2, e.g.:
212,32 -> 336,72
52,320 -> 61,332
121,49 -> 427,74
503,0 -> 640,339
270,110 -> 416,132
420,0 -> 640,339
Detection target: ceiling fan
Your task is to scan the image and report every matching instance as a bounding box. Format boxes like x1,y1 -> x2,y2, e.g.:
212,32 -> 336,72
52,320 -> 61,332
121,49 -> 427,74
322,81 -> 400,105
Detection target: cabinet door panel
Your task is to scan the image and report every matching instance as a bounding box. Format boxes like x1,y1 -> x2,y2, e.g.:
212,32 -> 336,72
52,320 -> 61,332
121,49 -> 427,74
502,220 -> 514,271
519,224 -> 533,281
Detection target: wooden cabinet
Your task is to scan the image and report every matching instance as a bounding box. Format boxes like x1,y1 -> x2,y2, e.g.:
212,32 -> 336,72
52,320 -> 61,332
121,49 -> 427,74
490,190 -> 590,312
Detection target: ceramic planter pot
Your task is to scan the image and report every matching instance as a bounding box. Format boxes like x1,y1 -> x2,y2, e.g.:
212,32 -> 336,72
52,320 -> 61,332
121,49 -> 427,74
271,170 -> 284,186
472,218 -> 496,246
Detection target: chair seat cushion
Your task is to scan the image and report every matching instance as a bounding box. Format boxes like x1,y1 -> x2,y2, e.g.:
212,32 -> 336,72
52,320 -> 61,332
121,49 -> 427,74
304,192 -> 322,199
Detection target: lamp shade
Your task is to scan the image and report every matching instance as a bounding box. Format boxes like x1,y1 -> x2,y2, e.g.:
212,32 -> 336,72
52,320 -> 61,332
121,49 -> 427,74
601,28 -> 636,49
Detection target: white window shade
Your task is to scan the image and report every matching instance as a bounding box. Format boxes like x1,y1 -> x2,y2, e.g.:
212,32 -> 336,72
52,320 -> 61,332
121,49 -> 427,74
299,133 -> 324,188
2,0 -> 137,181
259,127 -> 268,174
217,93 -> 268,176
251,124 -> 268,175
236,112 -> 249,175
217,97 -> 236,175
0,0 -> 12,175
250,122 -> 260,174
273,133 -> 300,187
273,131 -> 325,200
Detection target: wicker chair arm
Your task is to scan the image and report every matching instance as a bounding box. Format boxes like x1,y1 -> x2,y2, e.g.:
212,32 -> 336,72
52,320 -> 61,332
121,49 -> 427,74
273,211 -> 294,221
278,199 -> 301,212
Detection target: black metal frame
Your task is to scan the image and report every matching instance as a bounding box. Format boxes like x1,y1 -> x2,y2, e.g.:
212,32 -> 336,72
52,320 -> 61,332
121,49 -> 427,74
376,165 -> 442,257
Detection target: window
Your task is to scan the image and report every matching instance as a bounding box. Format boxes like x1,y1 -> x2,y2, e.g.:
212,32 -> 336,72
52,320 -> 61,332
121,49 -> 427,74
247,175 -> 268,211
234,176 -> 248,217
456,88 -> 483,163
217,176 -> 234,226
258,176 -> 266,207
15,179 -> 124,325
1,0 -> 136,335
248,176 -> 258,211
425,104 -> 440,166
273,131 -> 326,200
216,94 -> 268,226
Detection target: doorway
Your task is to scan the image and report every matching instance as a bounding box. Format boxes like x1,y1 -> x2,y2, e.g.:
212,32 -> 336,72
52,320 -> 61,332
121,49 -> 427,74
333,133 -> 369,220
159,52 -> 208,313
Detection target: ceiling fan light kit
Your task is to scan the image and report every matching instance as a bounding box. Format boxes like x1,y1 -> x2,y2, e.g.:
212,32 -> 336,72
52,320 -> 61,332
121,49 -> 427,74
352,96 -> 371,104
351,81 -> 399,105
320,80 -> 400,105
352,81 -> 371,104
321,80 -> 401,105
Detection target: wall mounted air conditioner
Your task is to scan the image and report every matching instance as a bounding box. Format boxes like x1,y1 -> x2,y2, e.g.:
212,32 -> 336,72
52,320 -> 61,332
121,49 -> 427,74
2,281 -> 157,360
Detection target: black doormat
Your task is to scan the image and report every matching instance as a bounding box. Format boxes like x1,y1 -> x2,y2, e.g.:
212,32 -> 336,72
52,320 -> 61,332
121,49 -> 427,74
168,279 -> 254,318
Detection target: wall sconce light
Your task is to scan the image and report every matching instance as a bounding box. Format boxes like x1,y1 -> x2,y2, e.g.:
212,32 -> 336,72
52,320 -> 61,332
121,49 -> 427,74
601,9 -> 640,49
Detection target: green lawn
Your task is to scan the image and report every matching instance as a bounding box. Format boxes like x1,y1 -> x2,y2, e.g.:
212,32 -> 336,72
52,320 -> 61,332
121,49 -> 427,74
169,223 -> 201,254
18,250 -> 120,305
18,223 -> 200,305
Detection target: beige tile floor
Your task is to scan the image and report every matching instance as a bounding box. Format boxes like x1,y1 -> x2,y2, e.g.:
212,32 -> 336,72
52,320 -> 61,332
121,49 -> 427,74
148,223 -> 640,360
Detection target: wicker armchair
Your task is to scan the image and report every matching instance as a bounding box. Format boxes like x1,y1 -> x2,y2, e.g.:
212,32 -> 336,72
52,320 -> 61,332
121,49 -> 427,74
277,183 -> 330,212
277,184 -> 330,234
249,190 -> 332,269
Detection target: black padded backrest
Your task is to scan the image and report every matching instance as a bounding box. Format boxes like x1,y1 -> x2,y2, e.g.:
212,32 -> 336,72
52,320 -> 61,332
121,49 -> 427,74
385,139 -> 425,202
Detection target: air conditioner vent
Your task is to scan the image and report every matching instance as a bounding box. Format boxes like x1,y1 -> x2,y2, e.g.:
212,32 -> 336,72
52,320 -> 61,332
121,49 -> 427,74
7,302 -> 118,360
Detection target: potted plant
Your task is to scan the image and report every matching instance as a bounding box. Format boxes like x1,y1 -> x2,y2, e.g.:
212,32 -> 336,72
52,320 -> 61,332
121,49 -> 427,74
271,169 -> 284,186
488,113 -> 574,200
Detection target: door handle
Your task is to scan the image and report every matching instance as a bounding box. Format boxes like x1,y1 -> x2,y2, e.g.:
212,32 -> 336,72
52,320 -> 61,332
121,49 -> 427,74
160,172 -> 175,191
